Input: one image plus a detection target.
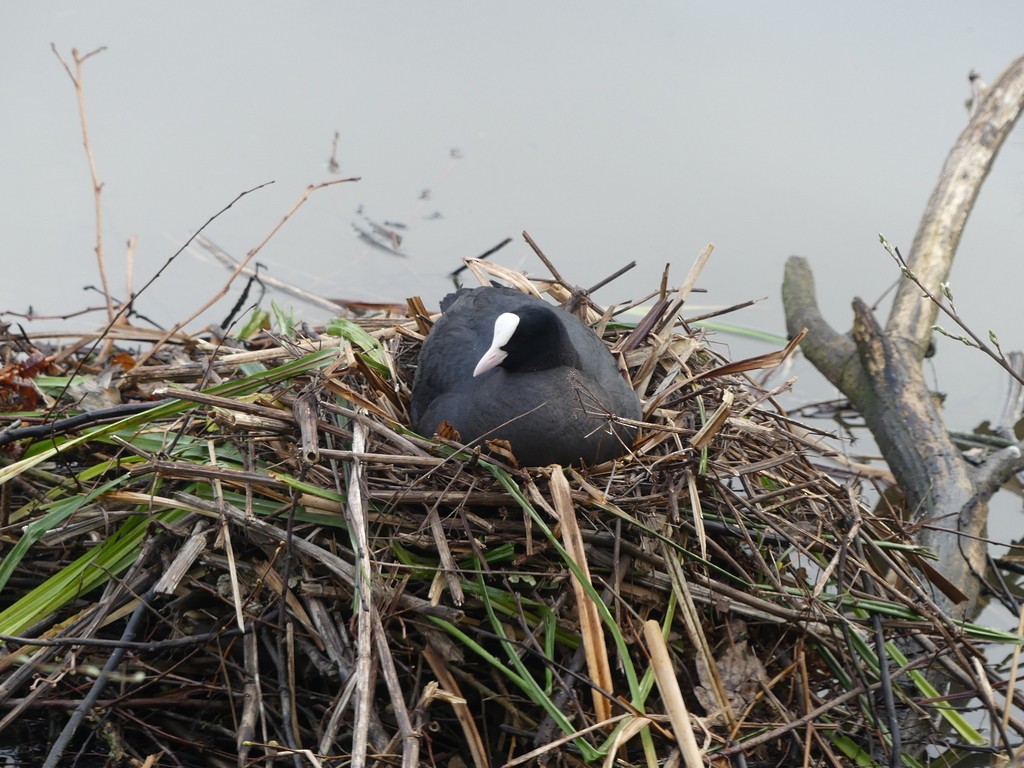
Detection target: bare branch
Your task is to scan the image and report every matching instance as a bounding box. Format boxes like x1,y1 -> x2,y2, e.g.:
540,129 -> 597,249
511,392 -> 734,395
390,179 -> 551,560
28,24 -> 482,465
888,55 -> 1024,351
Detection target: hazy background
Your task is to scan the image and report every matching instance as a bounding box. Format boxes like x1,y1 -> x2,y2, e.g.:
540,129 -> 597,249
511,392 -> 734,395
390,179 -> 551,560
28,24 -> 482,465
2,5 -> 1023,448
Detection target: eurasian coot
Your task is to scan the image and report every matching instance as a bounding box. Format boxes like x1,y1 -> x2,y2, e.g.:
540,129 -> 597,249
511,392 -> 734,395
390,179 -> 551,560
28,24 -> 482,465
411,285 -> 641,466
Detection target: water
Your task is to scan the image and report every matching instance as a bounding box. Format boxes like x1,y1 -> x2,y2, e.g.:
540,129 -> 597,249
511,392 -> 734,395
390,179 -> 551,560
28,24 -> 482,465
2,4 -> 1024,752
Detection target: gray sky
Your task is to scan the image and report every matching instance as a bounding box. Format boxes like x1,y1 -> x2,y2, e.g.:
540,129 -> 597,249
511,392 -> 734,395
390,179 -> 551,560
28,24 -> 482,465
3,2 -> 1024,427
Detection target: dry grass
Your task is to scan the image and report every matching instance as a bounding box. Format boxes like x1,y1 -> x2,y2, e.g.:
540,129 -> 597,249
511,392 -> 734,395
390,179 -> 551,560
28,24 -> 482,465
0,260 -> 1016,768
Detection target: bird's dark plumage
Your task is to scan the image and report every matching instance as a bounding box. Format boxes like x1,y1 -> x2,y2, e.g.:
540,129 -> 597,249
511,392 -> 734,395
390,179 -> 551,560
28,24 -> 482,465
411,286 -> 641,466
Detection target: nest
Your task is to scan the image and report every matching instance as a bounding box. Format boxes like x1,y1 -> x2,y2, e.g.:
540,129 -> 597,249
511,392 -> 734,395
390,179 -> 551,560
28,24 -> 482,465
0,260 -> 993,766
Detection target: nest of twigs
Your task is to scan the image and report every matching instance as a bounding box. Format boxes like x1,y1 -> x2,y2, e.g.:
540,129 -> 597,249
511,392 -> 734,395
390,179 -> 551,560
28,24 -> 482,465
0,259 -> 994,767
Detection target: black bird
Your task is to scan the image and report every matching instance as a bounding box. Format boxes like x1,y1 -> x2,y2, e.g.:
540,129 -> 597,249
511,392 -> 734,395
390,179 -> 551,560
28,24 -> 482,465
412,286 -> 642,466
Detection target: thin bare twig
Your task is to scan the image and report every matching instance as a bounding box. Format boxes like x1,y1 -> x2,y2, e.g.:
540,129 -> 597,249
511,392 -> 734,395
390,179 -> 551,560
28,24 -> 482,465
881,235 -> 1024,388
134,177 -> 359,367
51,44 -> 113,326
522,230 -> 567,286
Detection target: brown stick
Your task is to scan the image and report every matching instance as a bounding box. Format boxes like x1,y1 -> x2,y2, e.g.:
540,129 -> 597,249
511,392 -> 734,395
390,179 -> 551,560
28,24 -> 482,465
51,45 -> 113,327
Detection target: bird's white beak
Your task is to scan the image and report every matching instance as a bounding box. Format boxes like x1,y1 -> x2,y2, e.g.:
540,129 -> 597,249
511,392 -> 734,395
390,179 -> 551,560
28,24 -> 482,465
473,312 -> 519,377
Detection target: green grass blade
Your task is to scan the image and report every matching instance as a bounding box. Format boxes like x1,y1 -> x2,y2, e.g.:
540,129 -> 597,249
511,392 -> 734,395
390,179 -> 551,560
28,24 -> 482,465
0,505 -> 189,636
1,346 -> 339,486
